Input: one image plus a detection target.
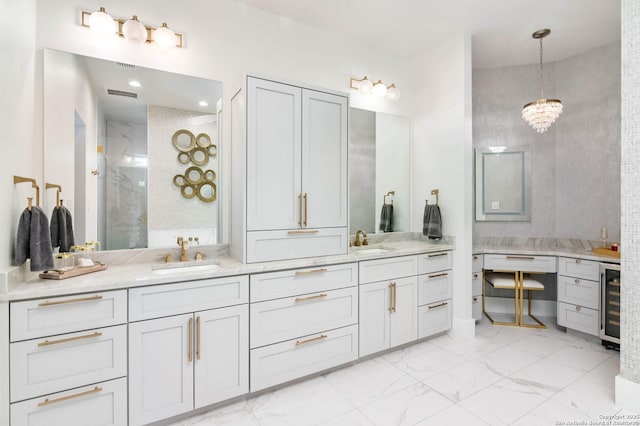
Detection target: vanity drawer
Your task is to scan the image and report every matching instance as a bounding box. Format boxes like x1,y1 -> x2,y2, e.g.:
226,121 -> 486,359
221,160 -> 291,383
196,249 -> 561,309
557,275 -> 599,310
129,275 -> 248,321
359,255 -> 418,284
250,287 -> 358,348
250,263 -> 357,302
418,251 -> 452,275
250,325 -> 358,392
557,301 -> 599,336
10,325 -> 127,402
472,254 -> 484,273
418,300 -> 452,338
483,254 -> 556,273
246,228 -> 348,263
10,290 -> 127,342
418,271 -> 453,306
472,296 -> 482,321
472,271 -> 482,296
557,257 -> 600,281
10,378 -> 127,426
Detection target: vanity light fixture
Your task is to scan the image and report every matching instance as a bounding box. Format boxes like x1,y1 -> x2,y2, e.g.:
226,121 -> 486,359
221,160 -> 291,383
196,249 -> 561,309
81,7 -> 183,48
521,29 -> 563,133
350,76 -> 399,102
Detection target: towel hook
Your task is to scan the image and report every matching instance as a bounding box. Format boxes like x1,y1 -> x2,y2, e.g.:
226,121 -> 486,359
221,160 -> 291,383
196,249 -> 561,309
14,175 -> 40,208
425,188 -> 439,206
384,191 -> 395,205
45,183 -> 62,208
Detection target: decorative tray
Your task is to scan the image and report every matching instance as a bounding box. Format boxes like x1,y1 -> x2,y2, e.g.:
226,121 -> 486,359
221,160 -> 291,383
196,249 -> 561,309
39,262 -> 108,280
591,247 -> 620,259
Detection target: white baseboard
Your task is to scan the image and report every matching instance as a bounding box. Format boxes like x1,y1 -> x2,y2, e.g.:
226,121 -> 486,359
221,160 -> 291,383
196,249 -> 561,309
483,296 -> 556,317
616,375 -> 640,412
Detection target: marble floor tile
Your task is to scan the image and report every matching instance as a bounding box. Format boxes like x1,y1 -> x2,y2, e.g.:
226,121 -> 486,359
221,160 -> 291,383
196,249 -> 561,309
247,376 -> 335,414
381,340 -> 438,364
414,404 -> 489,426
477,323 -> 528,345
457,378 -> 547,425
357,382 -> 453,426
438,334 -> 506,360
586,354 -> 620,386
331,365 -> 418,408
511,398 -> 591,426
318,410 -> 375,426
551,375 -> 619,420
546,342 -> 614,372
322,357 -> 391,386
422,360 -> 503,402
392,346 -> 467,381
508,358 -> 586,397
510,333 -> 571,357
168,400 -> 259,426
474,344 -> 543,376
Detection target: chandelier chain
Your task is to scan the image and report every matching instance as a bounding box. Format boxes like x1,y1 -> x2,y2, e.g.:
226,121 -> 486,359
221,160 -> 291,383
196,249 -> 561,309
539,37 -> 544,99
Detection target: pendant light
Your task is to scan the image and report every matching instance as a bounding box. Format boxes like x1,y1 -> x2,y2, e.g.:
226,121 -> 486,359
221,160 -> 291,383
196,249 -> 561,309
521,29 -> 563,133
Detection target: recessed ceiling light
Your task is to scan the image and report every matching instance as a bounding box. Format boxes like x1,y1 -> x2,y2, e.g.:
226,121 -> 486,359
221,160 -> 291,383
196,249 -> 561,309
198,100 -> 209,107
129,80 -> 141,87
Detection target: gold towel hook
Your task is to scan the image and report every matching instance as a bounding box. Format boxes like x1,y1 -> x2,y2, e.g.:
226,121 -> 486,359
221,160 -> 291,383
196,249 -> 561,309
384,191 -> 395,205
45,183 -> 62,208
14,175 -> 40,208
426,188 -> 440,206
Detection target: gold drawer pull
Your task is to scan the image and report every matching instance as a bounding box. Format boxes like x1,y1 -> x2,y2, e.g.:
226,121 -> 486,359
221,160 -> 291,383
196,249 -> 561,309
303,193 -> 308,227
295,268 -> 328,276
574,279 -> 580,284
473,256 -> 478,260
38,331 -> 102,347
428,253 -> 448,258
575,259 -> 581,264
188,317 -> 193,363
506,256 -> 535,260
295,334 -> 327,346
473,297 -> 478,302
38,295 -> 103,307
473,273 -> 479,279
298,193 -> 303,227
575,306 -> 582,312
196,316 -> 201,361
428,302 -> 448,310
295,293 -> 327,303
38,386 -> 102,407
288,229 -> 319,235
428,272 -> 448,279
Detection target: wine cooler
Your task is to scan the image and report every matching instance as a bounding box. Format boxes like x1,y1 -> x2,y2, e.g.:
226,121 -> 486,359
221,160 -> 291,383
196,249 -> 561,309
600,263 -> 621,347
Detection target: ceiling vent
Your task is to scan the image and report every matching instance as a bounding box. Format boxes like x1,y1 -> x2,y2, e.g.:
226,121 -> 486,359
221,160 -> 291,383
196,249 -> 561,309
115,61 -> 136,69
107,89 -> 138,98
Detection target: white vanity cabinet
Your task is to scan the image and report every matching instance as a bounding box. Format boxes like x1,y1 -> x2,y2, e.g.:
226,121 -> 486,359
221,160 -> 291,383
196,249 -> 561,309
231,76 -> 349,263
417,251 -> 453,338
472,254 -> 483,320
249,264 -> 359,392
8,291 -> 128,426
359,256 -> 418,357
556,257 -> 600,336
128,276 -> 249,425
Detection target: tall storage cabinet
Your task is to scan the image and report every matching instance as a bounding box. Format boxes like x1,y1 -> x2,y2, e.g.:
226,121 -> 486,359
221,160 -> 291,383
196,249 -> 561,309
232,76 -> 349,263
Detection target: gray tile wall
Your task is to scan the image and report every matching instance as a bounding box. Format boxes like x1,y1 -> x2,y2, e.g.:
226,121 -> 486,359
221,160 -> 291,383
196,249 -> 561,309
621,0 -> 640,384
473,43 -> 621,243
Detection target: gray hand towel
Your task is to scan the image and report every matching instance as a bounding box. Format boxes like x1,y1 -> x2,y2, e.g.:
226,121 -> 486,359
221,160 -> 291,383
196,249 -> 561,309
51,206 -> 75,252
379,204 -> 394,232
16,207 -> 55,271
423,204 -> 442,240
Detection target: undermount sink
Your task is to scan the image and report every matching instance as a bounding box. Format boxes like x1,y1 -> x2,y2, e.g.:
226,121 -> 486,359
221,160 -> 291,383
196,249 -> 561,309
352,246 -> 392,254
151,263 -> 221,275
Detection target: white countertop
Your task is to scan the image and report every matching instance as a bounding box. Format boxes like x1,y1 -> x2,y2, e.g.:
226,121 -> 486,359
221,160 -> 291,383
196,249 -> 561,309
3,240 -> 453,302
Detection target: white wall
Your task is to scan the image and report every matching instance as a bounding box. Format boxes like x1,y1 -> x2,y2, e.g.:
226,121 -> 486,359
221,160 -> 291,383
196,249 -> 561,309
410,34 -> 474,337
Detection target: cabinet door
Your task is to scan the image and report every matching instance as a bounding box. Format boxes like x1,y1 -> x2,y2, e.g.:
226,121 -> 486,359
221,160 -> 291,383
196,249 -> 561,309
390,276 -> 418,348
359,281 -> 391,357
247,77 -> 302,231
301,89 -> 348,228
194,305 -> 248,409
129,314 -> 194,425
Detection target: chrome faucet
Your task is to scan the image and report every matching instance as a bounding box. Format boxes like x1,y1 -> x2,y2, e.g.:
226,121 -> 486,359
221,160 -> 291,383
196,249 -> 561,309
354,230 -> 369,246
177,237 -> 189,262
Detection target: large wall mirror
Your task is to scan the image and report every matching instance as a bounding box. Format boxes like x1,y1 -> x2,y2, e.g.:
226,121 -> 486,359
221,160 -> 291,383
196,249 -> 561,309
349,108 -> 411,234
475,145 -> 531,221
43,49 -> 223,251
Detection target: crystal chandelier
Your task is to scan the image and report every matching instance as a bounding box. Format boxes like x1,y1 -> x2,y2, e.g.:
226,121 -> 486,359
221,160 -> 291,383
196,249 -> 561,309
522,29 -> 563,133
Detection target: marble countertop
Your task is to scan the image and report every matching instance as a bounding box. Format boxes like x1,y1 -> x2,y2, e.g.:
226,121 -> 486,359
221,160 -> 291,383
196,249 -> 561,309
2,239 -> 454,302
473,237 -> 621,264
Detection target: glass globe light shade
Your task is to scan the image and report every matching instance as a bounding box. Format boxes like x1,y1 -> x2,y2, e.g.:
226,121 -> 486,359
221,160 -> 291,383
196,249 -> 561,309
372,80 -> 388,98
123,16 -> 147,44
89,7 -> 117,37
386,84 -> 400,101
358,76 -> 373,94
154,23 -> 176,48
